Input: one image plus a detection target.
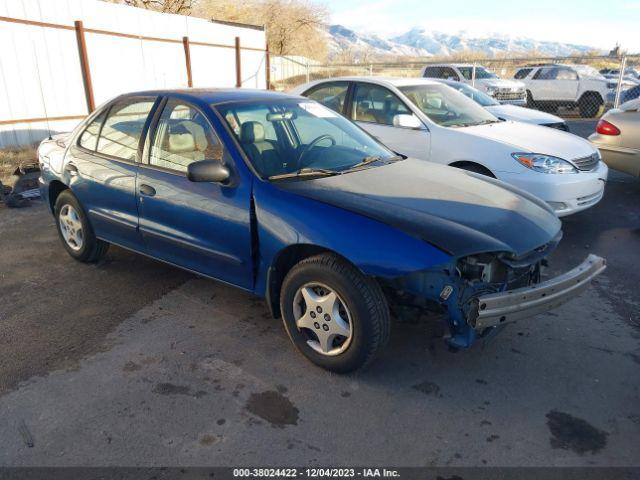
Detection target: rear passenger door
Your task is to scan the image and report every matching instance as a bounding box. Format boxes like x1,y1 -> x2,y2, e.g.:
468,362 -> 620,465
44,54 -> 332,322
68,97 -> 158,250
348,82 -> 430,160
136,97 -> 253,289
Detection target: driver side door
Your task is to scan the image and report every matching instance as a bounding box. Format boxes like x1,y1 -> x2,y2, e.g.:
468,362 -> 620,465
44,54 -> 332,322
348,82 -> 430,160
137,97 -> 254,289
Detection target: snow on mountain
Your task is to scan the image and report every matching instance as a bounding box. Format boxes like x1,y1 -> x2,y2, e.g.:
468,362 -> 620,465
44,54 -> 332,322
327,25 -> 598,59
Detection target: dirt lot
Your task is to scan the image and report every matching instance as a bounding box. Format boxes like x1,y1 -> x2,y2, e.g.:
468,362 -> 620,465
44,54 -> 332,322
0,122 -> 638,467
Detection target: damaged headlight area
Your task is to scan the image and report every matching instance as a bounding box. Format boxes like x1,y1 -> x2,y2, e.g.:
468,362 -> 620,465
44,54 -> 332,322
382,251 -> 544,350
379,236 -> 605,351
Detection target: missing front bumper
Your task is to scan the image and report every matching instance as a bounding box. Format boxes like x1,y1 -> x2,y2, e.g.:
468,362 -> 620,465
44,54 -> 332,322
471,254 -> 606,330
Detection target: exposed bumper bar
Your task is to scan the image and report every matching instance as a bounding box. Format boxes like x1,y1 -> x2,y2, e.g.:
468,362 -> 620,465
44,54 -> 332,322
471,254 -> 606,329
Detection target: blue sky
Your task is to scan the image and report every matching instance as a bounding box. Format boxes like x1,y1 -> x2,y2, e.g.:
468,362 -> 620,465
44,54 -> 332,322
325,0 -> 640,52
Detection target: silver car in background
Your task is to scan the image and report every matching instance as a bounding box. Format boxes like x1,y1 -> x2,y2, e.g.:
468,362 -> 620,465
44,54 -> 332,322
589,99 -> 640,177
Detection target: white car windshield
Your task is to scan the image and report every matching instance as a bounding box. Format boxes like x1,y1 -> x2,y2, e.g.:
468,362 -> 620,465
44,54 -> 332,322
216,99 -> 400,180
458,66 -> 497,80
447,82 -> 500,107
399,84 -> 499,127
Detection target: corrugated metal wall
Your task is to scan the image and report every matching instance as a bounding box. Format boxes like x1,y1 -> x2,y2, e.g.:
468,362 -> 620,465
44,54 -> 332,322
0,0 -> 267,148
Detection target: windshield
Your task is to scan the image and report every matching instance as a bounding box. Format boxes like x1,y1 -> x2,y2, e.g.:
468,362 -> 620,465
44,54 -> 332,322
448,82 -> 500,107
216,99 -> 398,180
458,66 -> 497,80
399,84 -> 498,127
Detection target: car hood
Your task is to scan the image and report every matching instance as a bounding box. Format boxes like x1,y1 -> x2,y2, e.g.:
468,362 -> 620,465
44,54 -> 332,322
275,159 -> 561,258
476,78 -> 525,89
459,120 -> 595,160
485,104 -> 564,125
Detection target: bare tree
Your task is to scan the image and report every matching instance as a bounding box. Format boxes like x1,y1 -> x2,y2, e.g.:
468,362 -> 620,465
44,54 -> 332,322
195,0 -> 329,60
106,0 -> 193,15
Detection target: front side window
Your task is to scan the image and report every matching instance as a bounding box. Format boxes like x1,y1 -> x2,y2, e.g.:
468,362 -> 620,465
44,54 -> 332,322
400,84 -> 498,127
351,83 -> 411,125
514,68 -> 532,79
216,99 -> 397,179
96,99 -> 155,161
305,83 -> 349,114
150,100 -> 222,173
533,67 -> 558,80
458,66 -> 497,80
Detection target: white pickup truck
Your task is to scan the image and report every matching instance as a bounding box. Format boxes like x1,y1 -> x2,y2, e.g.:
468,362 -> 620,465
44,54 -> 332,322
514,64 -> 616,118
421,63 -> 527,106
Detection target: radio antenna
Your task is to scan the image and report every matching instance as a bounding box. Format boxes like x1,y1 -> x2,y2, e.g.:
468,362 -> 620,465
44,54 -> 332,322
32,37 -> 52,140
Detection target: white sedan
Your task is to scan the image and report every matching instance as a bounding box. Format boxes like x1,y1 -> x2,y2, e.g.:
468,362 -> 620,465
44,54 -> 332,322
434,79 -> 569,131
290,77 -> 608,217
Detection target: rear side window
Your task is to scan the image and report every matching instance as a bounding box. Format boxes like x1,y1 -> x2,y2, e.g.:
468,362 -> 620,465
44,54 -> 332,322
78,111 -> 105,151
96,99 -> 156,161
304,82 -> 349,114
514,68 -> 532,79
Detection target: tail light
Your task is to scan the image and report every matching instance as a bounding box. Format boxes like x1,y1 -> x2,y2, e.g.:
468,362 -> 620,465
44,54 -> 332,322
596,119 -> 621,136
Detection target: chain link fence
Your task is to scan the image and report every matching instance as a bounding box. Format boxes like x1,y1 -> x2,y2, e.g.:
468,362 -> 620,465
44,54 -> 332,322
272,54 -> 640,119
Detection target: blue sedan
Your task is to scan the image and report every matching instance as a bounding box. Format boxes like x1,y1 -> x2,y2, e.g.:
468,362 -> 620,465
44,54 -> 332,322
38,89 -> 605,372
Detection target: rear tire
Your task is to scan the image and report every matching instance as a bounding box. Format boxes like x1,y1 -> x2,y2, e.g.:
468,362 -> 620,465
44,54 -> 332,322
578,93 -> 603,118
54,190 -> 109,263
280,253 -> 390,373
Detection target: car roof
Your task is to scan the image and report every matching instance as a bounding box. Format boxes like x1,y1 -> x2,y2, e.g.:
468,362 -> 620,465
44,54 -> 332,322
122,88 -> 296,105
425,63 -> 476,68
302,76 -> 444,89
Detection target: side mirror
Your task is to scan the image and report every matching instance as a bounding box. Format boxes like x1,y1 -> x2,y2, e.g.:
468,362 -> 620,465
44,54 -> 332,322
187,160 -> 230,184
447,76 -> 460,82
393,114 -> 423,129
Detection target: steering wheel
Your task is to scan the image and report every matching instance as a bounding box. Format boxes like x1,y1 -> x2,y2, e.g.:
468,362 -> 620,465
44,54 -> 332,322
298,134 -> 336,168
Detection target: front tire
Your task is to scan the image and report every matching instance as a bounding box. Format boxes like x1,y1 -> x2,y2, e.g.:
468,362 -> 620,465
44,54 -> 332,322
54,190 -> 109,263
280,253 -> 390,373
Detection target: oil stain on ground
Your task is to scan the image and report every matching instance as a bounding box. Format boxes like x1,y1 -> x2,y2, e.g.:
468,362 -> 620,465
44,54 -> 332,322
546,410 -> 608,454
152,383 -> 207,398
412,381 -> 441,396
245,390 -> 299,428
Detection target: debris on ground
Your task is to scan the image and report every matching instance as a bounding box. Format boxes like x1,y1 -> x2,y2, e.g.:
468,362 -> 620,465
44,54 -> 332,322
0,163 -> 41,208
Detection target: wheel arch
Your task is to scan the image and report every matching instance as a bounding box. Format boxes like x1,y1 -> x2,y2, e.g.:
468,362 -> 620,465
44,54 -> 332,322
48,180 -> 69,214
448,160 -> 496,178
266,244 -> 354,319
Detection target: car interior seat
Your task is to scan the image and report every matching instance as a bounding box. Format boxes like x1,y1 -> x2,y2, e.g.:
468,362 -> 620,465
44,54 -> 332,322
152,120 -> 207,172
354,99 -> 377,123
239,121 -> 283,177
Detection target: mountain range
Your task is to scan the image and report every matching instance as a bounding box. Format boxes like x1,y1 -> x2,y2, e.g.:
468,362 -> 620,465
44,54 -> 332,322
327,25 -> 600,59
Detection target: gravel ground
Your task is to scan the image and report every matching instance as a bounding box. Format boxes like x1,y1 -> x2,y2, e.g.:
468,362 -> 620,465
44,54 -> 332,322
0,122 -> 638,467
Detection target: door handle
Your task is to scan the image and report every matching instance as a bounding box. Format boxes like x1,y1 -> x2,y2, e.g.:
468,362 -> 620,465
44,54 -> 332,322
139,184 -> 156,197
65,163 -> 78,176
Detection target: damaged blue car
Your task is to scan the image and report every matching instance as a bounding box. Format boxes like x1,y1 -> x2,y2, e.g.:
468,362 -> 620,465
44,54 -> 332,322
38,89 -> 606,372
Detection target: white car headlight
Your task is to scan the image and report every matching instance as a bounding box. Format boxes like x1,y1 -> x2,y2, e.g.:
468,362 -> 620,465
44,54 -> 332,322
511,153 -> 578,174
486,86 -> 498,95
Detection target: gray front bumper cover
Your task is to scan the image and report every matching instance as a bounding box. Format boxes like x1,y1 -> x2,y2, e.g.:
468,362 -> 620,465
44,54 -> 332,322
472,254 -> 606,329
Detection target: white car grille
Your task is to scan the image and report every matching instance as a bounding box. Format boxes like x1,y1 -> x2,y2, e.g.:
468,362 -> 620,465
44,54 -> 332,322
572,153 -> 600,172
